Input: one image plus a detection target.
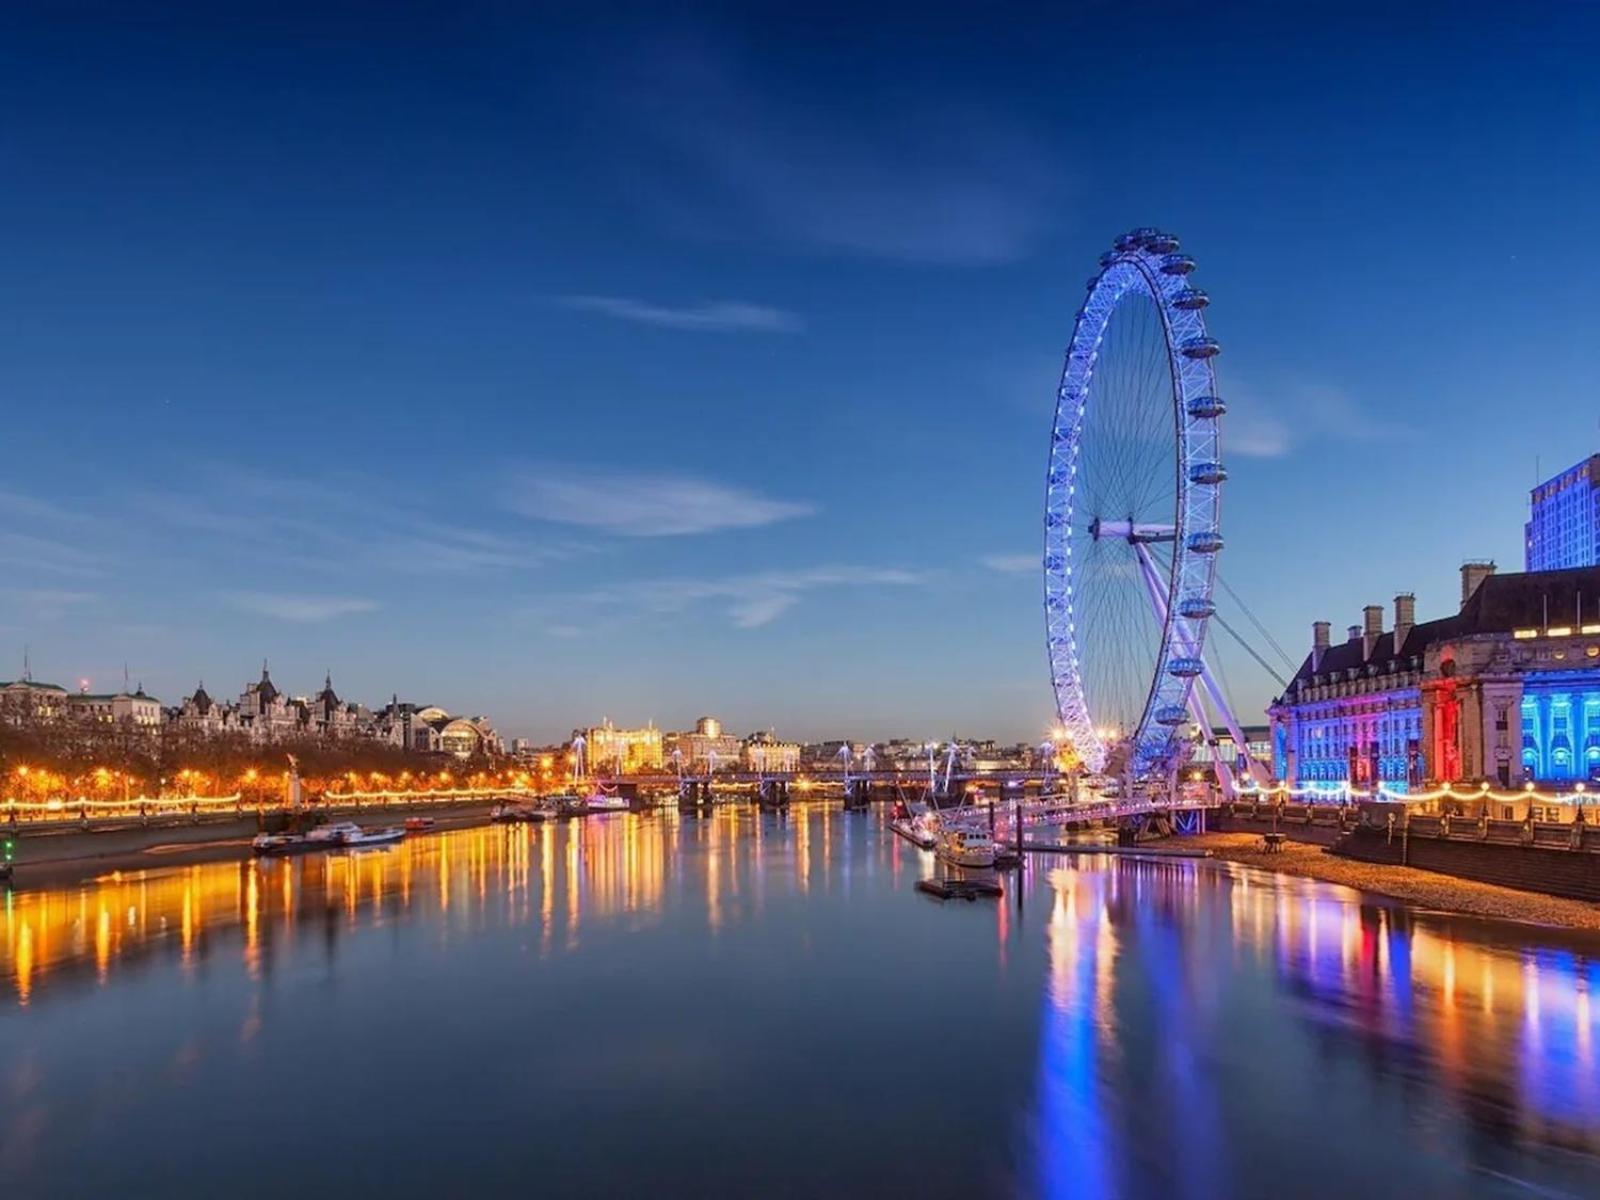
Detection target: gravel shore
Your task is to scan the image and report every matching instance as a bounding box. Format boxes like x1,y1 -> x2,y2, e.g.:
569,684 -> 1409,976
1159,831 -> 1600,932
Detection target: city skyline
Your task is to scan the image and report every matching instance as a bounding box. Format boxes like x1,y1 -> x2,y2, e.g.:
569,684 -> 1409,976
4,2 -> 1599,742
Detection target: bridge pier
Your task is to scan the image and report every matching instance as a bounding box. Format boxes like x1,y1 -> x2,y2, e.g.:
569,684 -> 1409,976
677,779 -> 716,812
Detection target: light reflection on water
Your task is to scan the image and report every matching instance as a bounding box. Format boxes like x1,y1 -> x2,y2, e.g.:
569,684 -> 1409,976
2,806 -> 1599,1198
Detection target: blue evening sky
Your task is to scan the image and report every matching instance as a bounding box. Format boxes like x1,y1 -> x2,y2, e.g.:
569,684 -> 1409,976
2,2 -> 1597,742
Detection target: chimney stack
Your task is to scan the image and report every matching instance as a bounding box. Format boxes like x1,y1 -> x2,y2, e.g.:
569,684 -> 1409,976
1312,620 -> 1331,670
1394,593 -> 1415,651
1347,624 -> 1361,643
1460,560 -> 1496,609
1362,604 -> 1383,660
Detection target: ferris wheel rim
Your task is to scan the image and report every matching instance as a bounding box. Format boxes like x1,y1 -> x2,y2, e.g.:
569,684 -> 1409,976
1044,228 -> 1225,781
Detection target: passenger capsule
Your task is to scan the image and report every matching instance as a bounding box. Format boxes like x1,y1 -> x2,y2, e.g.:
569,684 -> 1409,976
1187,530 -> 1224,554
1172,287 -> 1209,310
1099,250 -> 1120,268
1160,253 -> 1196,276
1113,232 -> 1142,253
1186,395 -> 1226,419
1188,461 -> 1228,485
1146,233 -> 1179,254
1155,705 -> 1188,727
1167,657 -> 1204,678
1178,595 -> 1216,619
1181,336 -> 1221,359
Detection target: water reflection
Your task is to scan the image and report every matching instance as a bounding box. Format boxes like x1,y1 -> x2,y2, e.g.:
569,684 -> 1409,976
3,807 -> 859,1006
1028,855 -> 1600,1196
2,810 -> 1598,1197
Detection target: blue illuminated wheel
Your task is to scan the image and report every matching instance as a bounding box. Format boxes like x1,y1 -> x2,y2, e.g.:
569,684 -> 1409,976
1045,229 -> 1225,783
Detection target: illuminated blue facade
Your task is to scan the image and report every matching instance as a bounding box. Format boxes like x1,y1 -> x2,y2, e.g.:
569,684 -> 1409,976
1279,695 -> 1422,791
1520,669 -> 1600,782
1268,602 -> 1428,796
1526,454 -> 1600,572
1271,565 -> 1600,793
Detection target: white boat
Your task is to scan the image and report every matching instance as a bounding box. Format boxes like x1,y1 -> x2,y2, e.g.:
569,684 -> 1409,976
252,821 -> 401,855
338,825 -> 405,848
583,792 -> 630,812
890,804 -> 940,850
936,826 -> 996,869
491,801 -> 548,823
252,831 -> 312,856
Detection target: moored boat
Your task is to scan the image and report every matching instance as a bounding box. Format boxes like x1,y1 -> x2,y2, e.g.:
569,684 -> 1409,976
252,831 -> 322,856
491,802 -> 548,823
889,801 -> 940,849
339,825 -> 405,848
936,826 -> 996,869
252,821 -> 403,855
403,816 -> 436,832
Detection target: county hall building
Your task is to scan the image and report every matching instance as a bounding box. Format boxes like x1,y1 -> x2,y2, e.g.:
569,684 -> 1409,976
1268,562 -> 1600,793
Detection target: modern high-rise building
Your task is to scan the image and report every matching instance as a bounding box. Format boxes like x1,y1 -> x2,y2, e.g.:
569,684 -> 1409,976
1526,453 -> 1600,571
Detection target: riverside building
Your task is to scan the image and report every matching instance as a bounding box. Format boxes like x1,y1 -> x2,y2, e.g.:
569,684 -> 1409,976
663,716 -> 741,771
584,719 -> 664,773
1269,563 -> 1600,793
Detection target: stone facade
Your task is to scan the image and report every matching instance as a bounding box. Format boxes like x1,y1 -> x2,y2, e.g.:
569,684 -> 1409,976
1270,563 -> 1600,792
583,720 -> 664,773
743,731 -> 801,773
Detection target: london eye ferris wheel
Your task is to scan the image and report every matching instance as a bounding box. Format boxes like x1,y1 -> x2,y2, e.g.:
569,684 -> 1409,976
1045,228 -> 1229,786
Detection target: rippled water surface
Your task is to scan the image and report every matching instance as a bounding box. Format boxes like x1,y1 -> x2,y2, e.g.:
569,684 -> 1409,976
3,806 -> 1600,1198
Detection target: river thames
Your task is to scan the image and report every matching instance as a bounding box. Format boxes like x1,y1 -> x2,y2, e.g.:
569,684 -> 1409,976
3,805 -> 1599,1198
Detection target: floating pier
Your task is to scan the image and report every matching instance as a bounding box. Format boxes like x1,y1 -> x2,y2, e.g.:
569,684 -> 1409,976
890,819 -> 937,849
916,877 -> 1004,901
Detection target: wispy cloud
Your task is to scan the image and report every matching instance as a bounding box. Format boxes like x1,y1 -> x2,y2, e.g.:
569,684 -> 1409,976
0,588 -> 100,623
0,488 -> 90,525
0,531 -> 105,577
552,565 -> 925,630
225,592 -> 378,623
1228,381 -> 1407,459
980,553 -> 1037,575
611,36 -> 1067,265
559,295 -> 802,333
136,466 -> 569,578
507,468 -> 815,537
